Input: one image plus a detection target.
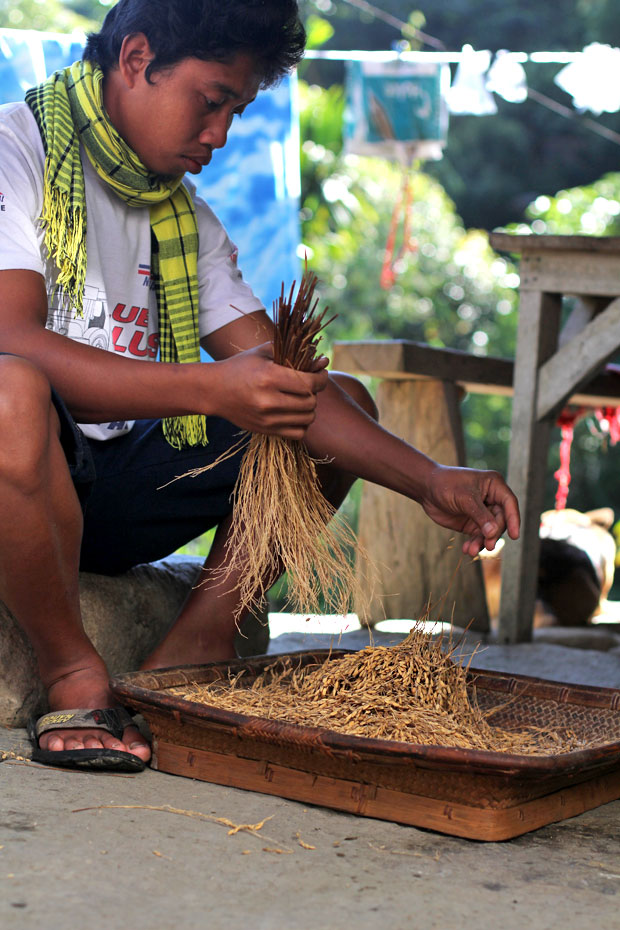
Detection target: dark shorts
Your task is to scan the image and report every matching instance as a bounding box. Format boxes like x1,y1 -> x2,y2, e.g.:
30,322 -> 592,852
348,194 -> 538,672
51,389 -> 244,575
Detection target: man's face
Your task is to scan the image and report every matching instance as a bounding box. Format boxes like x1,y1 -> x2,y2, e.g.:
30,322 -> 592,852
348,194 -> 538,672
109,47 -> 261,177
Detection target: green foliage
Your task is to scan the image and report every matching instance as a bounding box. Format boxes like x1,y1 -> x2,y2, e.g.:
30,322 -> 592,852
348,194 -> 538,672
0,0 -> 107,31
300,83 -> 518,352
518,173 -> 620,236
304,153 -> 518,355
304,14 -> 334,50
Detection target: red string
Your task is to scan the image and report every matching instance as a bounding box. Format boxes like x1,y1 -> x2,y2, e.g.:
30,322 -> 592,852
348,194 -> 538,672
553,404 -> 620,510
553,408 -> 584,510
595,406 -> 620,445
380,168 -> 417,290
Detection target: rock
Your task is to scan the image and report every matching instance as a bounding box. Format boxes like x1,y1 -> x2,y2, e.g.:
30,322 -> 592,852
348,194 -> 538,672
0,556 -> 270,728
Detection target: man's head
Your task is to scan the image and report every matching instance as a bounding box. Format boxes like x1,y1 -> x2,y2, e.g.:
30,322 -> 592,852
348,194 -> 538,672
83,0 -> 305,88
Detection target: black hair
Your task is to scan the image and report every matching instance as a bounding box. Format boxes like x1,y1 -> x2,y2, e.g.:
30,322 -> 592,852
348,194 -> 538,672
83,0 -> 306,87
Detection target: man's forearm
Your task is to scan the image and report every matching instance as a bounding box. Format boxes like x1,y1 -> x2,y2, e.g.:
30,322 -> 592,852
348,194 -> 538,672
305,377 -> 437,502
0,324 -> 213,422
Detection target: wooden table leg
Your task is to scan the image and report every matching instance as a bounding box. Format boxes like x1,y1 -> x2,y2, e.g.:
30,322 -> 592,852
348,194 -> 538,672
498,291 -> 562,642
355,379 -> 490,630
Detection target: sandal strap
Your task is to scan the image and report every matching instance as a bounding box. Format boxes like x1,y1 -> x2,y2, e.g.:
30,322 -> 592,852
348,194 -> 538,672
32,707 -> 135,742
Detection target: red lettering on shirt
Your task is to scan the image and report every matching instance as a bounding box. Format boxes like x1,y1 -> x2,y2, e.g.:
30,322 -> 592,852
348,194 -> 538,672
112,326 -> 127,353
111,305 -> 154,356
112,303 -> 140,324
128,331 -> 149,357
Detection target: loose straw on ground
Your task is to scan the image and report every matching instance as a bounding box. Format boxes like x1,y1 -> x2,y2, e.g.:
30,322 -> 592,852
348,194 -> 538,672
171,623 -> 588,756
72,805 -> 293,852
181,269 -> 375,623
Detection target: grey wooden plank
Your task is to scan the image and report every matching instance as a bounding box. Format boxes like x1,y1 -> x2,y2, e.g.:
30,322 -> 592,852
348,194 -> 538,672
537,296 -> 620,420
519,252 -> 620,297
558,297 -> 608,347
498,291 -> 562,643
332,339 -> 620,405
332,340 -> 513,388
490,232 -> 620,255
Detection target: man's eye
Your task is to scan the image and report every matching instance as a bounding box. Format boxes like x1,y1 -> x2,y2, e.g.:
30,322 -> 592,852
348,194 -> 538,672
203,97 -> 224,111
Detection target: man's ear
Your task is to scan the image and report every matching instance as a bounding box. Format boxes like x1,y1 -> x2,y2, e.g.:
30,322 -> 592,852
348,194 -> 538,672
117,33 -> 154,88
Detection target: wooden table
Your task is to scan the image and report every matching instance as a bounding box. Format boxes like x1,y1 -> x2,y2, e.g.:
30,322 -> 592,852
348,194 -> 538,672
490,233 -> 620,642
332,235 -> 620,639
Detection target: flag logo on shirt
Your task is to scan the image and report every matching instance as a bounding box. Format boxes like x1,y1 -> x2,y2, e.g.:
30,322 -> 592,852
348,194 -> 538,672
138,263 -> 151,286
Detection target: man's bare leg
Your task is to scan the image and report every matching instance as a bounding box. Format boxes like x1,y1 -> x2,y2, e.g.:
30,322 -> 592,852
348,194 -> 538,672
143,512 -> 256,668
0,357 -> 150,761
143,373 -> 377,670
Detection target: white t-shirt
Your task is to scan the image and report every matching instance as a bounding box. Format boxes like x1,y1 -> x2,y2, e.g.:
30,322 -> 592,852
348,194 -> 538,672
0,101 -> 264,440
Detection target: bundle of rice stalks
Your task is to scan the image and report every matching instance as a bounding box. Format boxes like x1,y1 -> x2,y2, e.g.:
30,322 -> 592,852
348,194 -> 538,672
187,269 -> 373,623
173,624 -> 586,755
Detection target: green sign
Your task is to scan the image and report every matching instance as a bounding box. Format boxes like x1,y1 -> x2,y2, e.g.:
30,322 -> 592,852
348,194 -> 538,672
345,59 -> 449,160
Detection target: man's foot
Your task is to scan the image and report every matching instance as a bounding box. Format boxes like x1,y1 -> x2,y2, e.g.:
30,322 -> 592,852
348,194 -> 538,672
37,664 -> 151,764
141,626 -> 238,671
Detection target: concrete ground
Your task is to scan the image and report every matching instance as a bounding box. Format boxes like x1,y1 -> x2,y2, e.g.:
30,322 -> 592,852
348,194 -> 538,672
1,620 -> 620,930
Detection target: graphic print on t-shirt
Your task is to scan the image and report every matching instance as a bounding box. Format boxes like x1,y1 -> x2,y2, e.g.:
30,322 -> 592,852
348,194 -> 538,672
49,284 -> 110,351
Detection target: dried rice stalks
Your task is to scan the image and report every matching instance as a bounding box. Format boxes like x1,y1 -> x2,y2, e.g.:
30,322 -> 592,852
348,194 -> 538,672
172,624 -> 587,756
191,269 -> 374,622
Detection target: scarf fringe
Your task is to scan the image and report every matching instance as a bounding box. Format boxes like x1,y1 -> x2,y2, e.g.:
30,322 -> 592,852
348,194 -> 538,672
163,414 -> 210,450
40,174 -> 86,316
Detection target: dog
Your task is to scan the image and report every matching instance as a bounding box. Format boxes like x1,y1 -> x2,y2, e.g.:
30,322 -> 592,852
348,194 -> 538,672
480,507 -> 617,628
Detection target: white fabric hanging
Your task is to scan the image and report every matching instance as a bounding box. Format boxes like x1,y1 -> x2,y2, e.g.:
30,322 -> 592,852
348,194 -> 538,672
554,43 -> 620,115
486,50 -> 528,104
446,45 -> 497,115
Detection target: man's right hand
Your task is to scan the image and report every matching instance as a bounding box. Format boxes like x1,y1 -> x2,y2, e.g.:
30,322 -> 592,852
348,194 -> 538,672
208,341 -> 329,439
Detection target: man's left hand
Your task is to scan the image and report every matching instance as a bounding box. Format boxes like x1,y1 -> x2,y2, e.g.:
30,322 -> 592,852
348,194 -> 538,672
420,465 -> 521,557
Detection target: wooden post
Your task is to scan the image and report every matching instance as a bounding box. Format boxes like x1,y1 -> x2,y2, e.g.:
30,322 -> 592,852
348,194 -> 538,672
497,291 -> 562,642
355,379 -> 490,630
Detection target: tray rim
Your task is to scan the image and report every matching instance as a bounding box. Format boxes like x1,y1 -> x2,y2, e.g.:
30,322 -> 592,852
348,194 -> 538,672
111,649 -> 620,779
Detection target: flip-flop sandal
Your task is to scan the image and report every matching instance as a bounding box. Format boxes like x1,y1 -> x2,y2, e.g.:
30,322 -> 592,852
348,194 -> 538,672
28,707 -> 147,772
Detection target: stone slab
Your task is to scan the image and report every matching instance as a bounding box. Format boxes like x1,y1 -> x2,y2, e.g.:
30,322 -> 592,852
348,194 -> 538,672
0,556 -> 269,727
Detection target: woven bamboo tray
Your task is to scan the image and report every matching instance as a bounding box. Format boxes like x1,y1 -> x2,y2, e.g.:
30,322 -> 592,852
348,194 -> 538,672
111,650 -> 620,841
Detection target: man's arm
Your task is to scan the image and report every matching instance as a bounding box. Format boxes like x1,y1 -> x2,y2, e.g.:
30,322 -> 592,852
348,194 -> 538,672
204,307 -> 521,555
305,378 -> 520,557
0,270 -> 326,437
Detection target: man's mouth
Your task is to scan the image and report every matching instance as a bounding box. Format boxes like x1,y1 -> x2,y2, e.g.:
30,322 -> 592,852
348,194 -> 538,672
182,152 -> 212,173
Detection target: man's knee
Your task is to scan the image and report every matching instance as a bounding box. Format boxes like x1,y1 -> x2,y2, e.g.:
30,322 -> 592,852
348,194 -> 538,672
330,371 -> 379,421
0,355 -> 56,482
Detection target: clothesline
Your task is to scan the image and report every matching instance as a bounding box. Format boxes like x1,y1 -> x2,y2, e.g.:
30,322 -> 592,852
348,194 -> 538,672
304,50 -> 583,64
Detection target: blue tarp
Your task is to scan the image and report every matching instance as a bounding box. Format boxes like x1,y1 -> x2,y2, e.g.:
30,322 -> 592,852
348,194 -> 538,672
0,28 -> 300,308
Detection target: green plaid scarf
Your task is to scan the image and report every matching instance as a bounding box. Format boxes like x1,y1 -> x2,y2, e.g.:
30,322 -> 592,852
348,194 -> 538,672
26,59 -> 208,449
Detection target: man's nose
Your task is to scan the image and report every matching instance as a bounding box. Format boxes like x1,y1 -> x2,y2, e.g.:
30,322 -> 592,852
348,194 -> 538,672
199,111 -> 232,150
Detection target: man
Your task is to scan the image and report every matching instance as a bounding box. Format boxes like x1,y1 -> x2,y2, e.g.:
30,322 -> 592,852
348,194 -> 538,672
0,0 -> 519,771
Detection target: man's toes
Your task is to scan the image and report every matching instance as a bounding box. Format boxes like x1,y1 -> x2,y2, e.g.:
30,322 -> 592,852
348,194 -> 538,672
83,735 -> 107,750
121,726 -> 151,761
63,735 -> 88,751
98,731 -> 125,751
45,733 -> 66,752
38,722 -> 151,761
